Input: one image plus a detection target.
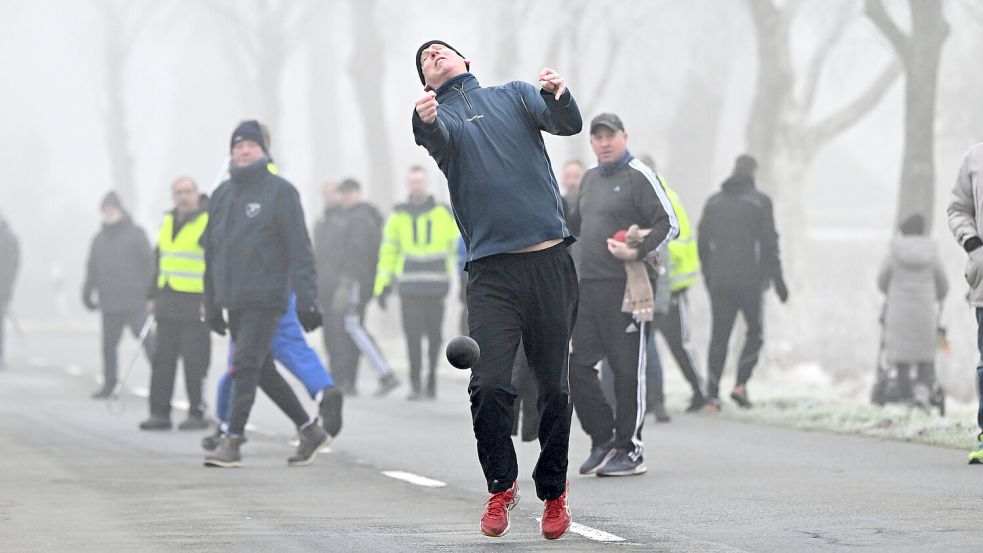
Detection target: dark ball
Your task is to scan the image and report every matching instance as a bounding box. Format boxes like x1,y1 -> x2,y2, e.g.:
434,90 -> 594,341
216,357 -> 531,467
446,336 -> 480,369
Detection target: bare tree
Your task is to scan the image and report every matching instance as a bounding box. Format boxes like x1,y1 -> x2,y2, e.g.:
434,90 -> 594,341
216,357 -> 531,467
744,0 -> 901,218
97,0 -> 161,209
347,0 -> 395,203
200,0 -> 315,163
306,8 -> 342,205
865,0 -> 950,229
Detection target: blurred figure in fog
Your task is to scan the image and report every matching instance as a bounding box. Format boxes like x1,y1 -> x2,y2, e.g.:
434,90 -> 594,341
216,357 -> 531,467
82,192 -> 156,398
0,215 -> 19,369
313,178 -> 398,397
945,142 -> 983,464
140,177 -> 211,431
877,215 -> 947,407
698,155 -> 787,411
374,166 -> 459,400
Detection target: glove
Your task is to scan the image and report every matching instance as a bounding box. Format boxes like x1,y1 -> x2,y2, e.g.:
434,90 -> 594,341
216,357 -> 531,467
377,285 -> 392,310
82,288 -> 98,311
774,276 -> 789,304
206,308 -> 227,336
965,247 -> 983,289
297,306 -> 323,333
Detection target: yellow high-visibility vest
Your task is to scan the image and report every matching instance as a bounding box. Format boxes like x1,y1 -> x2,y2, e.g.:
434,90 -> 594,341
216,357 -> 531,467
660,178 -> 700,292
156,211 -> 208,293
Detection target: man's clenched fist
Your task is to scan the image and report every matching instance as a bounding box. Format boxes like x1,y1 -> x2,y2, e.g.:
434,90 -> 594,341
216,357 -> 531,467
415,90 -> 438,124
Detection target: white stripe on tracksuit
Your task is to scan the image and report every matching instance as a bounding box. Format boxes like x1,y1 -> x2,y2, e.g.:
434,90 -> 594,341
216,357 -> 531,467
344,314 -> 393,379
677,293 -> 707,397
629,321 -> 647,462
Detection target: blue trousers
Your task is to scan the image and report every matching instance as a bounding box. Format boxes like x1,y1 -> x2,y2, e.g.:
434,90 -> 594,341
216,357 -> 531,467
216,294 -> 333,424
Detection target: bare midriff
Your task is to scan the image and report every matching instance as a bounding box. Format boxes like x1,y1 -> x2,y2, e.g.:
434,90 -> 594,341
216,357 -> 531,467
507,238 -> 563,254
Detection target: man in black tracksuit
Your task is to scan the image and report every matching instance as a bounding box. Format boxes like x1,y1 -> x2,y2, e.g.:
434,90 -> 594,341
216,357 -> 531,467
202,120 -> 328,468
413,40 -> 580,539
566,114 -> 678,477
312,179 -> 397,397
83,192 -> 157,398
698,155 -> 788,410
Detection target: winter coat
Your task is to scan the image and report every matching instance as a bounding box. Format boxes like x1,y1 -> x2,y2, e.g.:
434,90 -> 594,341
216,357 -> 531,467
202,161 -> 318,314
412,72 -> 582,263
877,236 -> 948,364
697,174 -> 784,294
946,142 -> 983,306
83,216 -> 154,314
0,220 -> 19,306
312,202 -> 383,308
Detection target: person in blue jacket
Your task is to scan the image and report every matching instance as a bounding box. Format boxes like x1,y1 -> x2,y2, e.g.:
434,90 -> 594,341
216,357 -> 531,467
413,40 -> 581,540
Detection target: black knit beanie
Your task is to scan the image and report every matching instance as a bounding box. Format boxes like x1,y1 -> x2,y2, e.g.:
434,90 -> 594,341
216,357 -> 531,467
230,120 -> 269,155
415,40 -> 468,86
899,214 -> 925,236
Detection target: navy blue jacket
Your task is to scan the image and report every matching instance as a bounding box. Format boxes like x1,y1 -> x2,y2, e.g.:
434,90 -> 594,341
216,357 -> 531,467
412,73 -> 582,262
203,161 -> 318,314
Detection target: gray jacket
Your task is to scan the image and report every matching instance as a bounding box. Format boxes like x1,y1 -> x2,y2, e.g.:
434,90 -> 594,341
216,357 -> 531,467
877,236 -> 948,364
946,142 -> 983,306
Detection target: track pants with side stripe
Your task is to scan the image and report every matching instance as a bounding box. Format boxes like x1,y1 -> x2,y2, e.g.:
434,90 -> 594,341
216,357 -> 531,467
569,279 -> 650,461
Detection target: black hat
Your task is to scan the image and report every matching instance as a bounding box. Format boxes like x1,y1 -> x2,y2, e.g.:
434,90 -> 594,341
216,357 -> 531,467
415,40 -> 469,86
100,190 -> 123,211
590,113 -> 625,134
230,120 -> 268,155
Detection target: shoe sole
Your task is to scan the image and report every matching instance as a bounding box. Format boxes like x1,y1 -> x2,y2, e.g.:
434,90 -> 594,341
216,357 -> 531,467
597,463 -> 648,477
203,459 -> 241,468
139,426 -> 172,431
579,449 -> 617,475
288,434 -> 332,467
481,488 -> 520,537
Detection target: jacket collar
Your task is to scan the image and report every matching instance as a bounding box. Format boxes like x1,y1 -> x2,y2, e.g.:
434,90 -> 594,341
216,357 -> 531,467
434,72 -> 479,99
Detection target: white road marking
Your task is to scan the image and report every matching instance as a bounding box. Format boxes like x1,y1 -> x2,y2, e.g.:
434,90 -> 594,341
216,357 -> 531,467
382,471 -> 447,488
535,517 -> 626,542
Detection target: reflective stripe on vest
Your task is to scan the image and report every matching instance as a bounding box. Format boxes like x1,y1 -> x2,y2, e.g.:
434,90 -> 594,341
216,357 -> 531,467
157,212 -> 208,293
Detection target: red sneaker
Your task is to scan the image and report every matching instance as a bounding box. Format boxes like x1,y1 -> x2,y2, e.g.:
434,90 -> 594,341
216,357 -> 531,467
541,482 -> 571,540
480,481 -> 520,537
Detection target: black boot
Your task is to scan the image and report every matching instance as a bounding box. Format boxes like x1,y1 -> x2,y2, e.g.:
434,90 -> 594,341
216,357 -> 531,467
177,415 -> 210,431
204,434 -> 245,468
288,420 -> 330,467
319,387 -> 344,438
139,415 -> 172,431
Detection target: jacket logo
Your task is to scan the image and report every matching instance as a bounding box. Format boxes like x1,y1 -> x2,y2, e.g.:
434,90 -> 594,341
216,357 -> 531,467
466,114 -> 484,122
625,322 -> 638,333
613,186 -> 622,192
245,203 -> 261,218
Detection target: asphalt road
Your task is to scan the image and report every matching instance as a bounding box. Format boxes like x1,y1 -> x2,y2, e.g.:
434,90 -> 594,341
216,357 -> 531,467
0,331 -> 981,552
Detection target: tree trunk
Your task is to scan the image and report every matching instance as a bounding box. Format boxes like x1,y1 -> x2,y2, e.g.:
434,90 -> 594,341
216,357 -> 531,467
103,17 -> 137,211
306,22 -> 341,207
894,1 -> 949,230
348,0 -> 394,204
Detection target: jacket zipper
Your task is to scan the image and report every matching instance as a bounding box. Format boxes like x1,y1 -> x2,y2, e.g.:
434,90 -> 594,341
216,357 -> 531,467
455,85 -> 474,111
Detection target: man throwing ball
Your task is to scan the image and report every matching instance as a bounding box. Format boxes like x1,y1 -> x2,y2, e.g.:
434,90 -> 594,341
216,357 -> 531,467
413,40 -> 581,539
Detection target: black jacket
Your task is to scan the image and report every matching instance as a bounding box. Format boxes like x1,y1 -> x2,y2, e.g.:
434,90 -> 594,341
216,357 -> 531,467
0,220 -> 19,306
203,161 -> 318,314
697,174 -> 783,293
412,72 -> 582,263
312,202 -> 383,306
567,155 -> 678,282
83,215 -> 154,314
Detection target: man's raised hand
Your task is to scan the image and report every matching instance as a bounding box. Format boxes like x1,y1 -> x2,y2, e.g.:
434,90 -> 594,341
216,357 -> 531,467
538,67 -> 567,101
415,90 -> 439,124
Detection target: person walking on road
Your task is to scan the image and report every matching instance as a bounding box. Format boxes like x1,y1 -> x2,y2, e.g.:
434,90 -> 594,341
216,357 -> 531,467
877,215 -> 948,407
140,177 -> 211,431
375,166 -> 460,400
0,215 -> 19,370
201,120 -> 328,468
82,191 -> 157,399
413,40 -> 581,539
566,113 -> 678,478
945,142 -> 983,464
698,155 -> 787,411
313,179 -> 398,397
638,154 -> 707,413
